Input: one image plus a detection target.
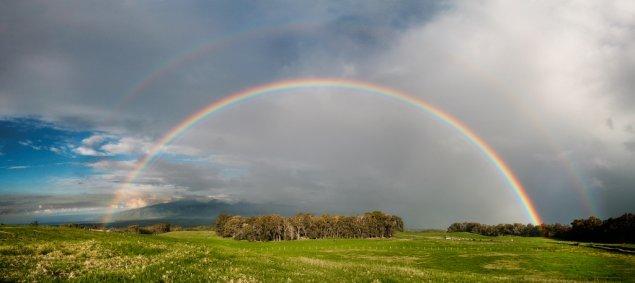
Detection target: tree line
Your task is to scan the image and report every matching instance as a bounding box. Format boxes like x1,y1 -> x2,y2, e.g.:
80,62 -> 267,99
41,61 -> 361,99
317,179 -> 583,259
447,213 -> 634,243
215,211 -> 404,241
58,222 -> 174,234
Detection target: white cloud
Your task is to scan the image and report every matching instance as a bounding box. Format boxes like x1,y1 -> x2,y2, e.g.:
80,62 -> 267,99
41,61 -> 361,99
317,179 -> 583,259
88,159 -> 136,172
8,165 -> 29,170
32,207 -> 103,215
74,146 -> 104,156
73,134 -> 151,157
101,137 -> 149,155
365,0 -> 635,219
73,134 -> 110,156
18,140 -> 43,150
82,134 -> 107,147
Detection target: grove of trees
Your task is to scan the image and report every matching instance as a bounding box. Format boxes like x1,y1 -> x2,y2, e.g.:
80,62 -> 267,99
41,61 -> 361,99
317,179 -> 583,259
215,211 -> 404,241
447,213 -> 634,243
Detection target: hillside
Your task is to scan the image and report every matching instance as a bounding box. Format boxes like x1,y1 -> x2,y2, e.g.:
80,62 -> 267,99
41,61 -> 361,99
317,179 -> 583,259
1,226 -> 633,281
109,199 -> 298,225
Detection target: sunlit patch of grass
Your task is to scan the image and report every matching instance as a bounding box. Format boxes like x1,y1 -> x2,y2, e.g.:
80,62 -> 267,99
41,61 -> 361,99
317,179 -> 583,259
483,259 -> 523,270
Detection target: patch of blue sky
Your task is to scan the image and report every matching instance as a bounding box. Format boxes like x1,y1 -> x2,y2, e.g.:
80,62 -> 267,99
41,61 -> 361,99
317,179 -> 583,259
0,118 -> 99,193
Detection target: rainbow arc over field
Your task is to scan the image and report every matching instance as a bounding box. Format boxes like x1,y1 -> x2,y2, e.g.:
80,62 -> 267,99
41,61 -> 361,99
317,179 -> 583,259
103,78 -> 543,224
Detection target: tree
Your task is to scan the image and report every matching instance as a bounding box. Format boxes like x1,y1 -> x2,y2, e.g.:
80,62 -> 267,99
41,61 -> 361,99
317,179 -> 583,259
446,213 -> 634,243
214,211 -> 404,241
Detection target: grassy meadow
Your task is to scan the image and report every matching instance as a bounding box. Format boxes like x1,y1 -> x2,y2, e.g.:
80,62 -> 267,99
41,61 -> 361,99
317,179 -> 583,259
0,226 -> 633,282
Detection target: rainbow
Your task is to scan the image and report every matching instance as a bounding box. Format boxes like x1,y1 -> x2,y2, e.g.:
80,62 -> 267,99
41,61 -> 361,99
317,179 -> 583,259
103,78 -> 543,224
117,22 -> 318,107
444,52 -> 597,216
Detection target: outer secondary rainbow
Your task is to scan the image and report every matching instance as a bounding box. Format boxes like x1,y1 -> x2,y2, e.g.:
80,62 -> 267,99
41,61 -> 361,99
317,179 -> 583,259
445,52 -> 596,216
116,23 -> 592,216
117,22 -> 318,107
103,78 -> 543,224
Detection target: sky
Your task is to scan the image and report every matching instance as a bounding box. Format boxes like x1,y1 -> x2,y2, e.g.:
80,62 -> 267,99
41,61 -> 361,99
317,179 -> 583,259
0,0 -> 634,227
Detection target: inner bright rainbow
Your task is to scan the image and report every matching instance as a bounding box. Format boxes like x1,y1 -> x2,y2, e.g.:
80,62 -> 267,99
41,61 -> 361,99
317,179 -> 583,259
103,78 -> 543,224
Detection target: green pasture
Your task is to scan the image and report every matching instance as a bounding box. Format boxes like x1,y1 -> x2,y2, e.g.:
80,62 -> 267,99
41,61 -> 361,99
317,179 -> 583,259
0,226 -> 633,282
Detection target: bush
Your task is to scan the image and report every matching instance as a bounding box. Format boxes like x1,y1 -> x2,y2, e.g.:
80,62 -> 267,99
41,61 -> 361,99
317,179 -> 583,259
60,223 -> 105,230
121,223 -> 171,234
145,223 -> 171,234
126,225 -> 140,233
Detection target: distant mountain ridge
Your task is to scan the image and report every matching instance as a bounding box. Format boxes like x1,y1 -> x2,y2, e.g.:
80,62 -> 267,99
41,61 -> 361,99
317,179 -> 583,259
109,199 -> 298,225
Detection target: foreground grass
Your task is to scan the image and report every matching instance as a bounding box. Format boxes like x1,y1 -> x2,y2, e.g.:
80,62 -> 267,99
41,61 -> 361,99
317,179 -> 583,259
0,226 -> 633,282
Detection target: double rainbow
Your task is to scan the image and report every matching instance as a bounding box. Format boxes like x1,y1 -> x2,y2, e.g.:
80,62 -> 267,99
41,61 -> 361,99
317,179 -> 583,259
103,78 -> 543,224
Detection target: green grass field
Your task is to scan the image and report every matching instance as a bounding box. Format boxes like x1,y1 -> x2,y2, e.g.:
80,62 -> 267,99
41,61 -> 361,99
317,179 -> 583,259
1,226 -> 633,282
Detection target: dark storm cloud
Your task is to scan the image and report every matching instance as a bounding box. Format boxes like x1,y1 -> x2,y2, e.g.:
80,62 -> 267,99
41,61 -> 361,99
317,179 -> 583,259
0,0 -> 439,131
591,164 -> 635,217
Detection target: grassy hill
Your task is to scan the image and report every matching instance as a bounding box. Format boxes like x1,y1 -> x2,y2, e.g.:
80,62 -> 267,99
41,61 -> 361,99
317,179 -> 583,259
1,226 -> 633,281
